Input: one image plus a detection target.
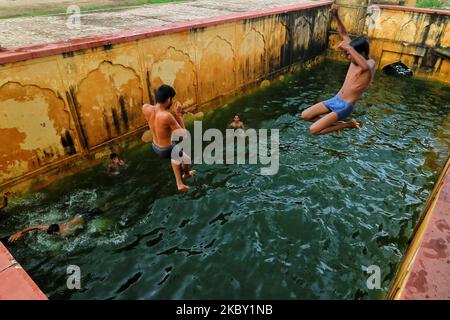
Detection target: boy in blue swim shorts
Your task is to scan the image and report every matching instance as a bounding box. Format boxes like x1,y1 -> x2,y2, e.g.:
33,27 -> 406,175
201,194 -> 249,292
301,4 -> 375,136
142,84 -> 195,192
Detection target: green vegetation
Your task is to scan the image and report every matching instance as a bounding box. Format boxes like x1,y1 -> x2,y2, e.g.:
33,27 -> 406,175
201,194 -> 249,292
416,0 -> 449,9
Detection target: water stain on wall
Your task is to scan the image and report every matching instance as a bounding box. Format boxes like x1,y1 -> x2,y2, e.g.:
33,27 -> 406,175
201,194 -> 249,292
198,35 -> 236,104
238,27 -> 267,85
74,61 -> 144,148
150,46 -> 198,108
0,82 -> 75,183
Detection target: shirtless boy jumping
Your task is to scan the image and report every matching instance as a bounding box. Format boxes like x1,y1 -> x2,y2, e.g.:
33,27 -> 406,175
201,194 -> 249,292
142,85 -> 195,192
301,4 -> 375,135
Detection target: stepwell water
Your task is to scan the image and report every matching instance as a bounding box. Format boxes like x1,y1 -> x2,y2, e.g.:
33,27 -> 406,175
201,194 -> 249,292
1,60 -> 449,299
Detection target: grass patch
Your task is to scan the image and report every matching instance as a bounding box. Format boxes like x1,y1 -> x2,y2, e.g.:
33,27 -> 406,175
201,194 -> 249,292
416,0 -> 449,9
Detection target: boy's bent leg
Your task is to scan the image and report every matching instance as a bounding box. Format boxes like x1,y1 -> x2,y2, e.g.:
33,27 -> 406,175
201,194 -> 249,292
301,102 -> 330,121
171,159 -> 189,192
311,114 -> 345,123
316,119 -> 360,135
309,112 -> 339,135
180,152 -> 196,179
310,113 -> 360,136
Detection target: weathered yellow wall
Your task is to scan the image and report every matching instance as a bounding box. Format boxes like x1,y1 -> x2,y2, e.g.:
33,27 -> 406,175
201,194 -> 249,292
0,57 -> 81,185
0,4 -> 331,193
328,1 -> 449,84
330,0 -> 417,36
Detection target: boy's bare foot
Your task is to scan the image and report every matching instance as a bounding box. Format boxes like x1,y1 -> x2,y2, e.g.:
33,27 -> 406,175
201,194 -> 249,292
350,118 -> 361,129
177,184 -> 190,192
182,170 -> 196,179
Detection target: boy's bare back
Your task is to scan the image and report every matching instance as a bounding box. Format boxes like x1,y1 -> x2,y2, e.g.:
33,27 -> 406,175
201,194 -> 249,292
143,104 -> 174,148
339,59 -> 376,105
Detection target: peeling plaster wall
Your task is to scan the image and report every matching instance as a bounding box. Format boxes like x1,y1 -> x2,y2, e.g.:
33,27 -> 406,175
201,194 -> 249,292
0,3 -> 331,192
328,1 -> 449,84
0,58 -> 80,185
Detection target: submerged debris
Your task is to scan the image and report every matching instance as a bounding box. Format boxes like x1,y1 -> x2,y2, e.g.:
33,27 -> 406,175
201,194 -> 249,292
383,61 -> 413,77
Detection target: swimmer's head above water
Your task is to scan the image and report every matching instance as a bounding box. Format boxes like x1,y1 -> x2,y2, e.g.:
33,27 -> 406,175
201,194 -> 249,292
108,153 -> 126,175
47,224 -> 60,235
110,152 -> 120,165
229,114 -> 245,129
0,191 -> 10,210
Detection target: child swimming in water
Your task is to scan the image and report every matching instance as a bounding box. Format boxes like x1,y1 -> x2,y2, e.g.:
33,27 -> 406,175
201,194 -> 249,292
8,215 -> 85,242
108,152 -> 127,176
301,4 -> 375,135
0,191 -> 10,211
229,114 -> 245,129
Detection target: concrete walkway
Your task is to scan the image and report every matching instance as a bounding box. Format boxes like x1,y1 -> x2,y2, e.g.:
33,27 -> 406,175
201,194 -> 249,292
389,156 -> 450,300
0,242 -> 47,300
0,0 -> 314,48
0,0 -> 146,18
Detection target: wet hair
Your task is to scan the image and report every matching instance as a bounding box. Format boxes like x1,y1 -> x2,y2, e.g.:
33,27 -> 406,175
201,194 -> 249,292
110,153 -> 118,160
350,36 -> 370,59
47,224 -> 60,235
155,85 -> 176,103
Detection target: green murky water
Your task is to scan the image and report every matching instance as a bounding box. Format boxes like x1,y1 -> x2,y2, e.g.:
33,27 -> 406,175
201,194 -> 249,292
1,60 -> 449,299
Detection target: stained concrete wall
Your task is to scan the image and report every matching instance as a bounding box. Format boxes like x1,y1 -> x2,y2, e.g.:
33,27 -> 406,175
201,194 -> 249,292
328,1 -> 450,84
329,0 -> 416,36
0,1 -> 332,193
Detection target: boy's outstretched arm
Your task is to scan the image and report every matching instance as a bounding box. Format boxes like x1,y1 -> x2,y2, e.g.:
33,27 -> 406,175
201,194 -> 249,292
8,225 -> 49,242
331,4 -> 351,43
